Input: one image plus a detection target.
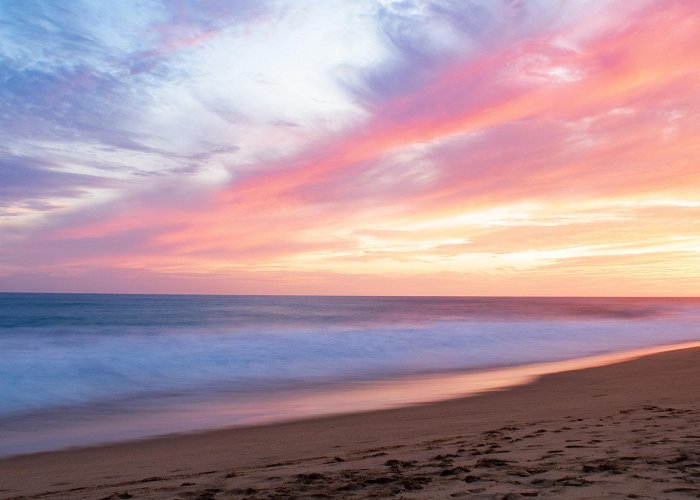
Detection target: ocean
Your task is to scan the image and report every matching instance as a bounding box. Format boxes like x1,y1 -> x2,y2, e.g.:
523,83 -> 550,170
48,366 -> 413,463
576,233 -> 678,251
1,293 -> 699,457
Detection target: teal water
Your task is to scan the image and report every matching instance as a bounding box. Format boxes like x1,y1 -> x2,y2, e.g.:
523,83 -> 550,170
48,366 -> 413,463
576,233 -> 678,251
1,294 -> 699,456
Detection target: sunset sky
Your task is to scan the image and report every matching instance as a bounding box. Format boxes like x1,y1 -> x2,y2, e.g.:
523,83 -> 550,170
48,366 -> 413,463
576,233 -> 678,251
1,0 -> 699,296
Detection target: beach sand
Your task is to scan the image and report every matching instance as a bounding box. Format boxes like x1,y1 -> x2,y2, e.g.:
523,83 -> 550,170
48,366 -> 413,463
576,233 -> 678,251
1,347 -> 700,499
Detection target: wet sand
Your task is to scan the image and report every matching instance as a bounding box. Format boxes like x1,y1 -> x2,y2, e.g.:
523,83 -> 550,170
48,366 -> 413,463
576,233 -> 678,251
1,346 -> 700,499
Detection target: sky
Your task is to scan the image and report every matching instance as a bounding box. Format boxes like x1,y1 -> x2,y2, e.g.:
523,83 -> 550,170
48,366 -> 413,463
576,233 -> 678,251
1,0 -> 699,296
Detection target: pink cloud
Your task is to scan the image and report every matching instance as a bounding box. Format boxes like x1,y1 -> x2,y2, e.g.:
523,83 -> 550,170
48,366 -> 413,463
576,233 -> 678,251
4,0 -> 700,295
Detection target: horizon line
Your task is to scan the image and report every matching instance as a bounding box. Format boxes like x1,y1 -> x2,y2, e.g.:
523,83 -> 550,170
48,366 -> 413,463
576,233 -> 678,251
1,291 -> 698,299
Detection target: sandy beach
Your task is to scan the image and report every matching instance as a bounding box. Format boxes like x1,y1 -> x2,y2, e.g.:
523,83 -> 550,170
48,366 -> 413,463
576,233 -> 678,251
1,346 -> 700,499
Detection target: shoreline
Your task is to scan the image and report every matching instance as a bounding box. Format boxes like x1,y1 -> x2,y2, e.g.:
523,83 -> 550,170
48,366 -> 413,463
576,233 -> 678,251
2,340 -> 700,460
2,345 -> 700,498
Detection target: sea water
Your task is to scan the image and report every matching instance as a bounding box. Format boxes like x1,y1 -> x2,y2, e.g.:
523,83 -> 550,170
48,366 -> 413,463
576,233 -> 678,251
1,294 -> 699,456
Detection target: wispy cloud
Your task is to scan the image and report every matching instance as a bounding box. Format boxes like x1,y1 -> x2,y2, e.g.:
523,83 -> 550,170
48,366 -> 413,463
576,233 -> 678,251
1,0 -> 699,295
